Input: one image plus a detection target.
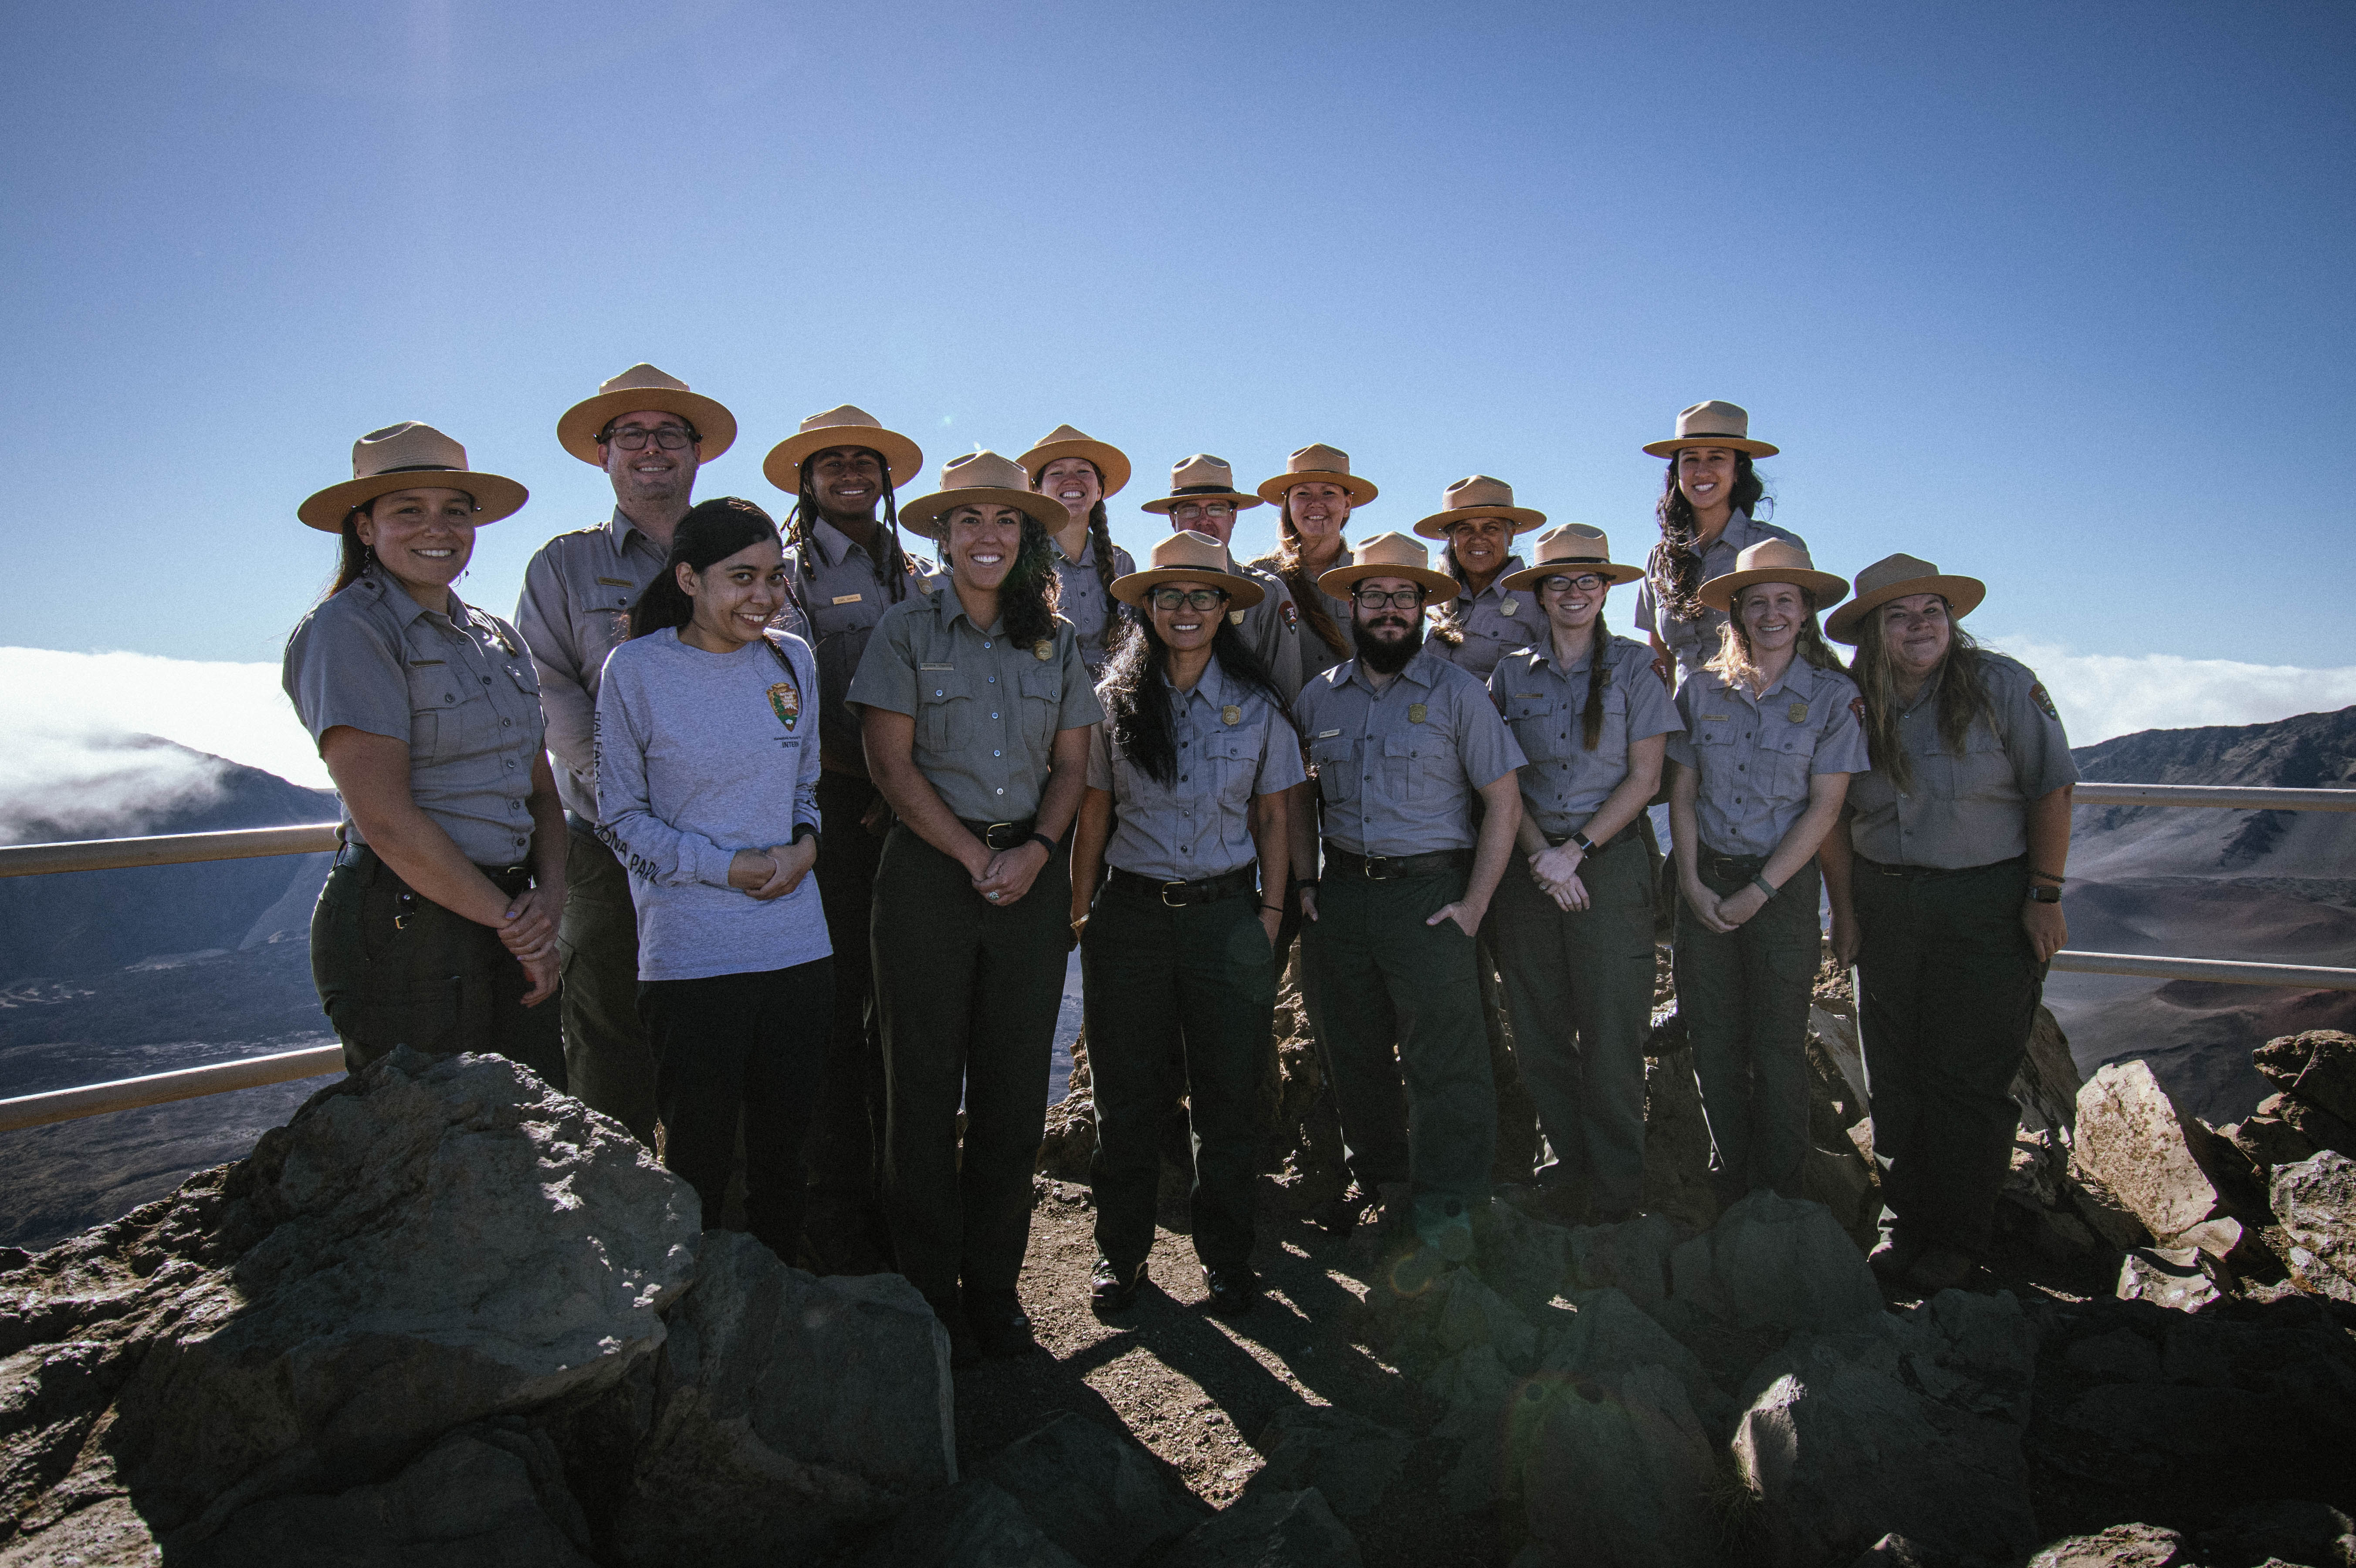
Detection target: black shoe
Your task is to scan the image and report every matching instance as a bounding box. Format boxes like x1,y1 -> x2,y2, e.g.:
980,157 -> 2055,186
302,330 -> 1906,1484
929,1296 -> 983,1370
1091,1258 -> 1146,1313
1312,1184 -> 1377,1236
964,1288 -> 1039,1358
1868,1235 -> 1924,1281
1202,1266 -> 1259,1317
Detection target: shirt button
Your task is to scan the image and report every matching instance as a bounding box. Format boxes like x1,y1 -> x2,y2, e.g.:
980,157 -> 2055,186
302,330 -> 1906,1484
934,688 -> 944,697
995,787 -> 1005,796
990,712 -> 999,720
983,641 -> 993,649
444,694 -> 455,704
988,676 -> 997,684
502,719 -> 512,728
481,676 -> 492,685
993,750 -> 1002,757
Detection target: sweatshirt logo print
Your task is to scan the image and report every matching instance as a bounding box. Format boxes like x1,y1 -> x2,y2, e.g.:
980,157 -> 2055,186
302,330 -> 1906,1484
768,681 -> 801,731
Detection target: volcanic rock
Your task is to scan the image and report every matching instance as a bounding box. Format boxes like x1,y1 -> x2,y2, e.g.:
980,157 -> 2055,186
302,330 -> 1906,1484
1246,1405 -> 1411,1521
854,1478 -> 1084,1568
1520,1362 -> 1723,1568
1160,1487 -> 1361,1568
2073,1060 -> 2230,1248
1665,1190 -> 1885,1338
2115,1247 -> 2222,1313
2254,1030 -> 2356,1125
2271,1151 -> 2356,1304
978,1412 -> 1205,1568
2025,1521 -> 2193,1567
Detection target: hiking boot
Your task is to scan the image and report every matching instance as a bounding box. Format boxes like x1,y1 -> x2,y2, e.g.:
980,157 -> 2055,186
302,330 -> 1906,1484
1090,1257 -> 1146,1313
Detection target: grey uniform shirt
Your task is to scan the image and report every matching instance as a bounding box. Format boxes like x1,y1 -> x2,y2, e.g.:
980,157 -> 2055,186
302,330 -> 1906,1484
1633,511 -> 1805,690
1431,557 -> 1538,681
1256,544 -> 1357,686
847,587 -> 1107,823
786,517 -> 939,775
1297,648 -> 1525,858
1489,633 -> 1681,839
1845,652 -> 2077,869
283,569 -> 548,866
1667,660 -> 1871,858
1052,537 -> 1137,678
1227,556 -> 1307,701
1087,657 -> 1306,882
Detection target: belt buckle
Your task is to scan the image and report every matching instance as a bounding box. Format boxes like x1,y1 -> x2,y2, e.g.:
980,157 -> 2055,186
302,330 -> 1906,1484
1160,880 -> 1189,907
985,821 -> 1017,850
1363,856 -> 1388,879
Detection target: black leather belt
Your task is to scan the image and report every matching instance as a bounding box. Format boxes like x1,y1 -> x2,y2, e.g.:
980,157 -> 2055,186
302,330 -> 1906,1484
1702,848 -> 1768,880
1324,845 -> 1473,881
1857,852 -> 2023,882
959,816 -> 1039,851
335,841 -> 533,896
1108,864 -> 1260,907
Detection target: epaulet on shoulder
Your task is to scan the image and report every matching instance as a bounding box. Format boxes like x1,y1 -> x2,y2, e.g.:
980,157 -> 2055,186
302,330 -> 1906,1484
1973,648 -> 2031,684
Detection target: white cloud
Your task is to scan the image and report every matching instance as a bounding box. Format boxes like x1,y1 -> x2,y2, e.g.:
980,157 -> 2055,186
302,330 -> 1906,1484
0,731 -> 231,845
0,646 -> 330,791
1984,633 -> 2356,746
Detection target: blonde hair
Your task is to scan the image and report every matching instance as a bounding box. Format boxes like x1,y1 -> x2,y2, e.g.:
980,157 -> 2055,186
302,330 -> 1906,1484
1706,583 -> 1843,692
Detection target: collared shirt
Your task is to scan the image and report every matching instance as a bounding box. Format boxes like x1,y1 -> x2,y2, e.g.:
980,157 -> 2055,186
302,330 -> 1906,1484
1296,647 -> 1525,857
1632,510 -> 1806,690
284,568 -> 547,865
1224,555 -> 1305,700
786,515 -> 939,775
1430,557 -> 1538,681
1845,651 -> 2078,869
1051,535 -> 1137,678
1087,656 -> 1305,881
847,587 -> 1107,822
1667,659 -> 1871,857
1256,543 -> 1357,685
1489,632 -> 1681,838
515,508 -> 668,818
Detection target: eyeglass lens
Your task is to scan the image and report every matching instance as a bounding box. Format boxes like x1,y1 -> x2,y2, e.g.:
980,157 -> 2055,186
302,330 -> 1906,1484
1540,574 -> 1607,593
1171,503 -> 1234,520
1353,588 -> 1423,610
606,426 -> 695,451
1148,588 -> 1229,611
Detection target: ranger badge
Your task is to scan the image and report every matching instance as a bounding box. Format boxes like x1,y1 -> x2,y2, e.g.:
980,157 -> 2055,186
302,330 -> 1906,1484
1222,705 -> 1242,725
1787,702 -> 1810,724
768,681 -> 801,730
2031,683 -> 2059,720
1500,598 -> 1518,616
1408,703 -> 1428,724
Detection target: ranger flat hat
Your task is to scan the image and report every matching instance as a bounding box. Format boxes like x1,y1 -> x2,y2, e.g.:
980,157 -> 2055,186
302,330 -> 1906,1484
1412,475 -> 1546,540
762,405 -> 925,493
1140,453 -> 1266,516
299,422 -> 528,533
1110,529 -> 1266,610
1824,553 -> 1987,644
1258,443 -> 1378,507
898,450 -> 1071,541
1642,399 -> 1779,460
1019,424 -> 1131,498
557,363 -> 737,466
1698,538 -> 1849,613
1498,524 -> 1645,593
1316,531 -> 1460,602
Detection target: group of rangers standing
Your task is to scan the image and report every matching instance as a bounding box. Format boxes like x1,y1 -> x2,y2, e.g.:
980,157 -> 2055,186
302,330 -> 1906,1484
282,368 -> 2078,1367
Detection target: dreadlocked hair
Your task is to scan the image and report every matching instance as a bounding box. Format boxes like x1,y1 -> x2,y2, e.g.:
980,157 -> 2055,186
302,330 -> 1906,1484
1101,614 -> 1292,788
1706,586 -> 1845,693
1259,497 -> 1351,655
1649,454 -> 1767,624
1846,609 -> 1999,795
788,449 -> 918,605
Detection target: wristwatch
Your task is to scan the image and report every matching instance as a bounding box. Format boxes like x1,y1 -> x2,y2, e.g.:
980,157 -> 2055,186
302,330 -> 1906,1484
1569,831 -> 1597,854
2027,885 -> 2062,904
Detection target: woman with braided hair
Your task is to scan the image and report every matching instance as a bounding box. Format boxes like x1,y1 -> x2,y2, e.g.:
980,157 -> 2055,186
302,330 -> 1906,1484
1251,443 -> 1378,686
1021,425 -> 1137,678
1631,401 -> 1804,692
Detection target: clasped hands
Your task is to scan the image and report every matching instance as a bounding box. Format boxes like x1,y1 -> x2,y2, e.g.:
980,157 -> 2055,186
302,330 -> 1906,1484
496,881 -> 564,1006
965,838 -> 1049,907
728,838 -> 819,901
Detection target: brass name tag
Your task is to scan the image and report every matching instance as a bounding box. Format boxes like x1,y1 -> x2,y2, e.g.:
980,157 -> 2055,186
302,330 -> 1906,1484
1316,729 -> 1341,740
920,662 -> 955,671
407,659 -> 445,667
596,576 -> 633,588
1702,713 -> 1730,722
832,594 -> 863,605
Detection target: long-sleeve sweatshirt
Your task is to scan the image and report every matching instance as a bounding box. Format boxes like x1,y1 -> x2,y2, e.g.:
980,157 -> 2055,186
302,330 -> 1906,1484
593,627 -> 829,982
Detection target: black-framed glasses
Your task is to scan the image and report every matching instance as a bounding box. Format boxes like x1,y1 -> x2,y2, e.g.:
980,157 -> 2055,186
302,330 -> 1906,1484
1351,587 -> 1425,611
1538,573 -> 1608,594
1170,501 -> 1236,522
601,424 -> 698,451
1147,587 -> 1231,612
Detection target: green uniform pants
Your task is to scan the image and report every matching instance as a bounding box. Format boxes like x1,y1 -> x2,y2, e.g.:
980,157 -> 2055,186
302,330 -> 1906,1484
559,822 -> 657,1142
1854,855 -> 2041,1255
1083,878 -> 1276,1273
311,847 -> 564,1085
1486,831 -> 1656,1211
871,823 -> 1070,1308
1675,852 -> 1823,1206
1300,861 -> 1495,1213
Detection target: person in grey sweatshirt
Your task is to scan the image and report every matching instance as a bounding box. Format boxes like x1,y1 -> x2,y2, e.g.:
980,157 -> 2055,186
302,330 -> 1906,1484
595,497 -> 832,1260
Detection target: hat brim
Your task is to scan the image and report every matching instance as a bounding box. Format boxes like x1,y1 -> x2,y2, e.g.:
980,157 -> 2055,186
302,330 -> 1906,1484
897,486 -> 1069,542
1642,435 -> 1779,459
1316,561 -> 1460,603
1412,505 -> 1547,541
1497,558 -> 1645,594
1110,566 -> 1266,611
1140,489 -> 1265,515
1698,567 -> 1850,614
1258,470 -> 1379,508
298,470 -> 529,533
558,389 -> 738,466
1019,438 -> 1132,499
762,426 -> 926,493
1823,574 -> 1987,645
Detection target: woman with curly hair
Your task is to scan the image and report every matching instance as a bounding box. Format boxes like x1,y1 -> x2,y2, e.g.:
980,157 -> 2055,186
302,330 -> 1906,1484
848,450 -> 1105,1368
1252,443 -> 1378,685
1632,401 -> 1805,691
1020,424 -> 1137,678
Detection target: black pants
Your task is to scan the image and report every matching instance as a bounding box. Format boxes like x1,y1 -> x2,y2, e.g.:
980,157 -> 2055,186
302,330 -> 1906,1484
1854,855 -> 2041,1255
638,959 -> 834,1258
311,846 -> 565,1087
806,772 -> 890,1230
871,822 -> 1070,1309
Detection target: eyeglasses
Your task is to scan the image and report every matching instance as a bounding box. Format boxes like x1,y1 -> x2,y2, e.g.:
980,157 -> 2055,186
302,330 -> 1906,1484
1170,502 -> 1235,523
1147,587 -> 1231,612
1538,573 -> 1608,594
601,425 -> 697,451
1351,588 -> 1425,611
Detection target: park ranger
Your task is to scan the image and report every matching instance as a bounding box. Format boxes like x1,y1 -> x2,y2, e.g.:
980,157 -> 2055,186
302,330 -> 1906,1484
1020,424 -> 1137,678
1632,401 -> 1805,690
1419,475 -> 1545,680
1254,443 -> 1376,686
1292,532 -> 1525,1267
1139,454 -> 1305,700
517,364 -> 738,1142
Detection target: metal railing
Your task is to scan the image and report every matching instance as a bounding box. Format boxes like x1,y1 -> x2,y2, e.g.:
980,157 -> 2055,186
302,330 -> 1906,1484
3,782 -> 2353,1133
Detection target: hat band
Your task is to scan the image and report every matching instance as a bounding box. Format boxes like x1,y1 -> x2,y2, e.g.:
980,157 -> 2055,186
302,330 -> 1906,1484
375,463 -> 465,476
1171,484 -> 1236,497
1676,432 -> 1744,442
1545,555 -> 1609,566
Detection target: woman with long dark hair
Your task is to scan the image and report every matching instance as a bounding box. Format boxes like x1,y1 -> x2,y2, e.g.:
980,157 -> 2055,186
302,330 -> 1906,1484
1666,540 -> 1866,1212
595,497 -> 832,1258
1820,554 -> 2076,1295
284,422 -> 566,1083
1067,531 -> 1301,1317
1021,424 -> 1137,678
1419,476 -> 1545,680
848,451 -> 1104,1367
1252,443 -> 1378,685
1632,401 -> 1804,690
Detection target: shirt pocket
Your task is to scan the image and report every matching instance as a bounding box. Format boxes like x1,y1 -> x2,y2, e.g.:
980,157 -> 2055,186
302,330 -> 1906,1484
1201,728 -> 1258,808
1018,665 -> 1064,753
1758,718 -> 1817,801
1505,695 -> 1561,762
1310,734 -> 1360,805
1942,724 -> 2015,803
1385,727 -> 1460,799
404,661 -> 466,764
918,669 -> 974,754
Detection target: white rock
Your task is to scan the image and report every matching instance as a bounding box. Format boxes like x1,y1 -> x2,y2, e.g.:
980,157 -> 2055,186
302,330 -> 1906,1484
2073,1060 -> 2225,1247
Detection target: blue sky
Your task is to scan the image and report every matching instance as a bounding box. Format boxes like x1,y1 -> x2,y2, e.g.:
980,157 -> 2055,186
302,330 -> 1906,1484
3,0 -> 2352,775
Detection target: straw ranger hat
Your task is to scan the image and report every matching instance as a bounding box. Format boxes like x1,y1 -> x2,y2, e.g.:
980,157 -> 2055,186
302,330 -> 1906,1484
299,422 -> 528,533
1698,539 -> 1849,613
898,450 -> 1072,541
1315,531 -> 1460,602
1140,454 -> 1265,516
762,405 -> 925,493
1019,424 -> 1131,498
1498,524 -> 1645,594
1110,529 -> 1266,610
556,364 -> 737,466
1642,399 -> 1778,460
1413,475 -> 1545,540
1824,553 -> 1988,645
1258,443 -> 1378,508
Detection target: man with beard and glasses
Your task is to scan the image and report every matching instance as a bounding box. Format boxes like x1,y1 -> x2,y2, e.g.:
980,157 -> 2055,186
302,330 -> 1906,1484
1291,532 -> 1525,1274
519,364 -> 750,1143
